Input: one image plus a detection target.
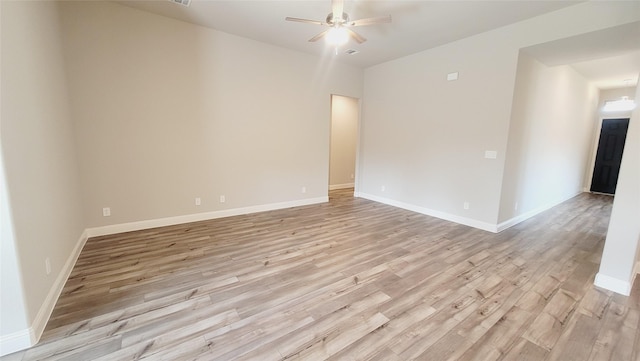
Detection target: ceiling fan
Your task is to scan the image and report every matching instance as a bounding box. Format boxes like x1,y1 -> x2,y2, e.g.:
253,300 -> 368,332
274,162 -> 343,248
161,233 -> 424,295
285,0 -> 392,46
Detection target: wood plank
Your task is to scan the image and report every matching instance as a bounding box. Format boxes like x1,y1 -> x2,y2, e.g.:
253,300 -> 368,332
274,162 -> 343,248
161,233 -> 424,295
522,289 -> 578,350
502,338 -> 549,361
547,313 -> 602,361
5,190 -> 637,361
588,301 -> 639,361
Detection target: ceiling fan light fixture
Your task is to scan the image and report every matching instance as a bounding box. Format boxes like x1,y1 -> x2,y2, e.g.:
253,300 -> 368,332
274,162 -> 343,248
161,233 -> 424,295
326,27 -> 349,46
168,0 -> 190,7
603,96 -> 636,112
286,0 -> 390,47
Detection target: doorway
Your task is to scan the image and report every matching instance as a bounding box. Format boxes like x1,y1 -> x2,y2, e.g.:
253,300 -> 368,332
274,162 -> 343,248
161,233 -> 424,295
590,118 -> 629,195
329,95 -> 359,194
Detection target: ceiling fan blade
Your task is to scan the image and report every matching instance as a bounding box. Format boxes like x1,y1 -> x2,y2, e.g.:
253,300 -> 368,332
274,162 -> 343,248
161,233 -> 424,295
285,17 -> 325,26
309,29 -> 330,42
346,28 -> 366,44
348,15 -> 392,27
331,0 -> 344,21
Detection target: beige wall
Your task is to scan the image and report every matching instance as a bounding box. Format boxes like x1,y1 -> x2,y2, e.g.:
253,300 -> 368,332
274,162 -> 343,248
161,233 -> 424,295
360,34 -> 517,227
1,0 -> 363,353
60,1 -> 363,227
330,95 -> 358,189
498,52 -> 597,223
1,0 -> 85,353
2,1 -> 639,354
358,1 -> 639,230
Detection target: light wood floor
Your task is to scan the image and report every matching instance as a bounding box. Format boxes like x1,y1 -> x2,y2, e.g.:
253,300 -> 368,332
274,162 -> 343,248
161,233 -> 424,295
4,189 -> 639,361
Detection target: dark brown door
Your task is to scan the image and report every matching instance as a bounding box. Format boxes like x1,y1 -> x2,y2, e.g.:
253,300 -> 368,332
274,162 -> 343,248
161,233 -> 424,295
590,118 -> 629,195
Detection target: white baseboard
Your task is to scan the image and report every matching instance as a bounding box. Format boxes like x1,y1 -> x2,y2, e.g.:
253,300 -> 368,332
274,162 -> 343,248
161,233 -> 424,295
0,328 -> 33,357
594,272 -> 631,296
0,230 -> 89,357
87,197 -> 328,238
356,192 -> 498,233
32,230 -> 89,340
329,183 -> 355,191
496,191 -> 582,233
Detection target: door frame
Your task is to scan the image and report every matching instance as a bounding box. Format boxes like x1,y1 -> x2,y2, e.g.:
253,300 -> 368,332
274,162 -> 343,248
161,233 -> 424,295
328,94 -> 362,194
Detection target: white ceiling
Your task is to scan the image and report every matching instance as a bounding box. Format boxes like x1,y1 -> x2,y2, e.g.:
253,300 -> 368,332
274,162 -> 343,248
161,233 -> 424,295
570,52 -> 640,89
522,21 -> 640,89
116,0 -> 639,89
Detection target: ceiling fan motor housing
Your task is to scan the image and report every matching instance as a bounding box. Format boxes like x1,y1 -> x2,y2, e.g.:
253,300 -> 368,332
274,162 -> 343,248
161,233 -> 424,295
326,12 -> 350,26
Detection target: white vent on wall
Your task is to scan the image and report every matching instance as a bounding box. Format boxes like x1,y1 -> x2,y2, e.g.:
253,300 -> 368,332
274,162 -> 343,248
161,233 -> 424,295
169,0 -> 191,7
345,49 -> 359,55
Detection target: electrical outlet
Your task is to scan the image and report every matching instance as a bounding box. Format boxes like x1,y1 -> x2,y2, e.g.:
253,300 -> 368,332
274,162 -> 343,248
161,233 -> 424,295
102,207 -> 111,217
463,202 -> 470,210
220,195 -> 226,203
301,186 -> 307,194
45,258 -> 51,275
195,197 -> 201,206
514,202 -> 518,211
350,174 -> 354,179
381,185 -> 386,192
